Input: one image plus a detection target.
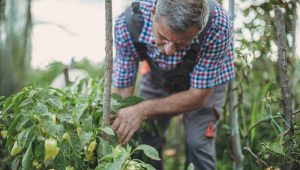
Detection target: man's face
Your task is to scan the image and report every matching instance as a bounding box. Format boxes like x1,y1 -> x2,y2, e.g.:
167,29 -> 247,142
152,16 -> 200,56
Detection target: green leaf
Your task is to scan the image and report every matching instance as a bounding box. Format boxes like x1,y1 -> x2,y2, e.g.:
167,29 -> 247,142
21,144 -> 33,170
34,103 -> 48,114
269,142 -> 284,155
95,162 -> 110,170
140,162 -> 156,170
53,150 -> 66,170
60,140 -> 71,159
8,115 -> 23,135
79,131 -> 93,147
12,156 -> 21,170
56,113 -> 73,124
71,103 -> 88,124
97,137 -> 112,157
5,90 -> 28,112
17,127 -> 32,148
110,94 -> 143,113
107,151 -> 129,170
111,93 -> 123,101
42,118 -> 64,137
135,144 -> 160,161
48,95 -> 63,110
187,163 -> 195,170
121,96 -> 144,107
28,89 -> 36,98
16,116 -> 31,132
19,98 -> 33,107
69,131 -> 82,151
81,116 -> 93,131
101,127 -> 115,136
34,142 -> 44,159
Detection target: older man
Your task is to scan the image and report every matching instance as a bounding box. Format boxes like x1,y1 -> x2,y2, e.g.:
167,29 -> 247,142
112,0 -> 234,169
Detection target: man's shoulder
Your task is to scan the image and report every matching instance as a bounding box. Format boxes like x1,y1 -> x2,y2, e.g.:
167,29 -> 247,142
213,3 -> 233,34
114,0 -> 154,44
115,0 -> 154,24
139,0 -> 156,13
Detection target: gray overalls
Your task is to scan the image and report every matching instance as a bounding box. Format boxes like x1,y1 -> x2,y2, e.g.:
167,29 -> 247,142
125,1 -> 226,169
139,74 -> 225,170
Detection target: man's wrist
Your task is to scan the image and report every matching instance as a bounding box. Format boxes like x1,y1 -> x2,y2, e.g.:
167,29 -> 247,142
137,100 -> 153,120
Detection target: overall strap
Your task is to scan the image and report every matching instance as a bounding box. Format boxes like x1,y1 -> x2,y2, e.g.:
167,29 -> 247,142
124,2 -> 143,42
124,2 -> 161,71
183,0 -> 216,68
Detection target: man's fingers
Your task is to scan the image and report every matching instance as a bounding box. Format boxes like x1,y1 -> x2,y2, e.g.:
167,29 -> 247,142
116,122 -> 126,142
119,124 -> 131,144
112,118 -> 121,131
122,129 -> 135,145
109,115 -> 116,125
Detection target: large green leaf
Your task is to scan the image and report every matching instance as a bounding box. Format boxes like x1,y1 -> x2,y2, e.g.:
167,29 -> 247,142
96,137 -> 112,157
140,162 -> 156,170
95,162 -> 110,170
121,96 -> 144,107
110,94 -> 144,113
71,103 -> 89,124
53,150 -> 66,170
16,116 -> 31,132
34,142 -> 44,159
42,118 -> 64,137
34,102 -> 48,114
17,127 -> 32,148
48,95 -> 63,110
19,98 -> 33,107
269,142 -> 284,155
135,144 -> 160,161
69,131 -> 82,151
8,114 -> 23,135
79,131 -> 93,147
11,156 -> 21,170
107,151 -> 129,170
101,127 -> 115,136
60,140 -> 71,159
21,144 -> 33,170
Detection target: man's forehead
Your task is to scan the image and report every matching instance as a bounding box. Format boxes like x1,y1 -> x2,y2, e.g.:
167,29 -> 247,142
155,18 -> 200,43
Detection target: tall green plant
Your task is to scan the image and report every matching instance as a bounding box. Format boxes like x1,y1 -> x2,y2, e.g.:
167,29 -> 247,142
0,78 -> 159,170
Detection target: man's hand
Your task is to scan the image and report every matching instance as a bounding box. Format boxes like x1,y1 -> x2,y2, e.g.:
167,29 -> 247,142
111,87 -> 212,144
112,105 -> 145,144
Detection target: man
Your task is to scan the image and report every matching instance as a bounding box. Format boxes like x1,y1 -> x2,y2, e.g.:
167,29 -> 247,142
112,0 -> 234,169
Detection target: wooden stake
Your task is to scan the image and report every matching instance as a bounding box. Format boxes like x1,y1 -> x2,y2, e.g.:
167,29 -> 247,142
228,81 -> 244,170
228,0 -> 244,169
273,5 -> 294,170
103,0 -> 113,127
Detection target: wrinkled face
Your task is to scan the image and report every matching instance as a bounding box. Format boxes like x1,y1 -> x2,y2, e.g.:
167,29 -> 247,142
152,10 -> 200,55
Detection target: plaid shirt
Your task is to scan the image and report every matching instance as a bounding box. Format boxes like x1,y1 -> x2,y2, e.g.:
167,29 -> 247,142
113,0 -> 234,89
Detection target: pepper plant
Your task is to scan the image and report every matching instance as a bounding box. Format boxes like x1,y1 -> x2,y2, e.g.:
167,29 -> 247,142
0,78 -> 159,170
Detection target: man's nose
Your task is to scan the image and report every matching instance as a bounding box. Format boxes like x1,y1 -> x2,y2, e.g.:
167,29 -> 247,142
164,42 -> 176,55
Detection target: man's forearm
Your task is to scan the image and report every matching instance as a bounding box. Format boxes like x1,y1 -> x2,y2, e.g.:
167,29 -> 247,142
139,88 -> 213,119
112,86 -> 135,98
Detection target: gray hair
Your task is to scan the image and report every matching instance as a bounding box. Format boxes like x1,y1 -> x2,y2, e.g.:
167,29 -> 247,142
155,0 -> 209,33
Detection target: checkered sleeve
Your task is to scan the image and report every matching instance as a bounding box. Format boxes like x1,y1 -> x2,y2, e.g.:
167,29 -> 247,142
190,10 -> 234,89
112,15 -> 139,88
